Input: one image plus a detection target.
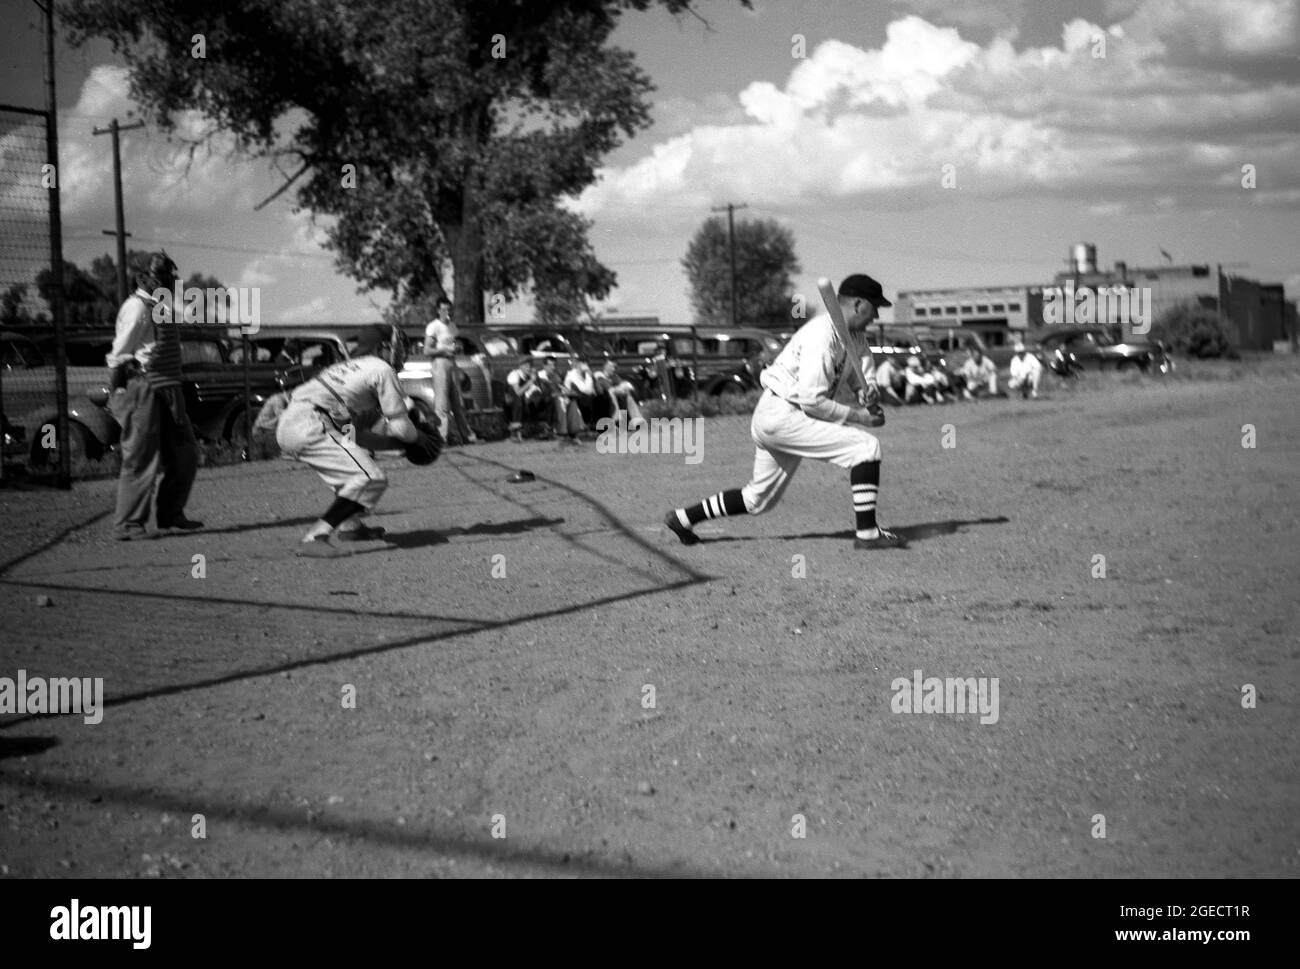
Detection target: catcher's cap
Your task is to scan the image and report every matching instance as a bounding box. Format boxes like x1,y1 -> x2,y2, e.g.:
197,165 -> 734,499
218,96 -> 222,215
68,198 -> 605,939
839,273 -> 892,307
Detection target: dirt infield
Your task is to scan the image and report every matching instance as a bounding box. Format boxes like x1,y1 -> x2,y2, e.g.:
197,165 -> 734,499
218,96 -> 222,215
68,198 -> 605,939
2,366 -> 1298,877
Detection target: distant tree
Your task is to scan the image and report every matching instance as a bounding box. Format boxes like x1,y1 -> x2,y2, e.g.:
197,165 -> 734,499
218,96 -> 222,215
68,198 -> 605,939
1151,302 -> 1240,359
683,216 -> 800,327
31,253 -> 226,328
1,283 -> 34,326
36,261 -> 115,328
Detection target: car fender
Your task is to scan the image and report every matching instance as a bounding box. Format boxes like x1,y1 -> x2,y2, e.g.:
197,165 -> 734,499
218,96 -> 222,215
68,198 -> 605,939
28,397 -> 119,449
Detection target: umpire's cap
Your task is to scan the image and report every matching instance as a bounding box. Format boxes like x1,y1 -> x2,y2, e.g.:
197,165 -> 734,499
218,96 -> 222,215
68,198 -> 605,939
839,274 -> 892,307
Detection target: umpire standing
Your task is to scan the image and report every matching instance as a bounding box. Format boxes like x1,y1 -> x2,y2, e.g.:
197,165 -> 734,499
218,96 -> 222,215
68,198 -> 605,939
105,252 -> 202,540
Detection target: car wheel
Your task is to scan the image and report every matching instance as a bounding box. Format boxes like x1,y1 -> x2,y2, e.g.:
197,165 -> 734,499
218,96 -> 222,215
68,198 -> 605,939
29,420 -> 96,468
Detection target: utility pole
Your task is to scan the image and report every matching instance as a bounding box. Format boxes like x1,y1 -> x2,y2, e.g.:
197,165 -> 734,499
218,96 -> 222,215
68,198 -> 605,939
711,202 -> 747,327
92,117 -> 144,304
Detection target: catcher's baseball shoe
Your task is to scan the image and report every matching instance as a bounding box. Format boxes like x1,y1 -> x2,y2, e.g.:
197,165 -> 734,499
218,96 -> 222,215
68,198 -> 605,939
335,523 -> 386,542
663,512 -> 700,546
296,536 -> 344,558
853,527 -> 908,550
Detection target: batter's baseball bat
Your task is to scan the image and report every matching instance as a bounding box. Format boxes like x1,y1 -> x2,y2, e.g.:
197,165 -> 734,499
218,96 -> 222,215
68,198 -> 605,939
816,277 -> 870,398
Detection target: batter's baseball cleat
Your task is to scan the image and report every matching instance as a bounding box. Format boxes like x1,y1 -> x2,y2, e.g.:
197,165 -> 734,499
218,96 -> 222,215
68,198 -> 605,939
663,512 -> 700,546
853,527 -> 908,550
335,523 -> 386,542
296,537 -> 344,558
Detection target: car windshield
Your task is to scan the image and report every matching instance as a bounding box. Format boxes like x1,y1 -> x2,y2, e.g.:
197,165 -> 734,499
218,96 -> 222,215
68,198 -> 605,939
481,334 -> 516,356
2,338 -> 44,368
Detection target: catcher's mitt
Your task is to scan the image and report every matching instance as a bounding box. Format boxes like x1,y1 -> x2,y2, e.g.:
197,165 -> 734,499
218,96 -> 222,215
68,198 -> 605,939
403,411 -> 443,466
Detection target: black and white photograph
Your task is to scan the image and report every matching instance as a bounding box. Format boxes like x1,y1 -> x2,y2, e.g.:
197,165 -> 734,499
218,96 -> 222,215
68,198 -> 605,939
0,0 -> 1296,921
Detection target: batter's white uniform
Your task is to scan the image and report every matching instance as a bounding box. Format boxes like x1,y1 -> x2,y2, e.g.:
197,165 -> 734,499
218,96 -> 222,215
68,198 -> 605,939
276,355 -> 408,508
743,314 -> 881,514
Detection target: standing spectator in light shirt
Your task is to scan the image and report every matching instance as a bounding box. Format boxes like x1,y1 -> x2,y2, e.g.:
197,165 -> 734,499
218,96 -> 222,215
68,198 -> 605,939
422,298 -> 477,444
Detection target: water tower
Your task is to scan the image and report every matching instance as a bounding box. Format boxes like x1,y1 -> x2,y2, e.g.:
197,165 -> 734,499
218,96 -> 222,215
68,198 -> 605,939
1070,243 -> 1097,275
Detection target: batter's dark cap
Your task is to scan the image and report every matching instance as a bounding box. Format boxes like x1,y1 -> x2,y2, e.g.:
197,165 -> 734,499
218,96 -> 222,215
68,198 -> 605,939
839,273 -> 892,307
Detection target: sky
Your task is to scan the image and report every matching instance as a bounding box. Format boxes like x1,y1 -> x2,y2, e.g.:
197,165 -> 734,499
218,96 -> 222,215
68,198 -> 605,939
1,0 -> 1297,325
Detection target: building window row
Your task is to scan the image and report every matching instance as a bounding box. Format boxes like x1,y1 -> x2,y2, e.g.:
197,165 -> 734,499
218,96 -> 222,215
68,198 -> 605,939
912,302 -> 1020,318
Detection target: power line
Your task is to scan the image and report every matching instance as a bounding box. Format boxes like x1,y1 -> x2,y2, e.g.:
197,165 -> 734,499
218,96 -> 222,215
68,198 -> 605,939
62,230 -> 337,261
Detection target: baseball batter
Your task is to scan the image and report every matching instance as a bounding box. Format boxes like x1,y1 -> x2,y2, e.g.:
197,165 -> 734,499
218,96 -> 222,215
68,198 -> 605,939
276,324 -> 418,557
663,274 -> 906,550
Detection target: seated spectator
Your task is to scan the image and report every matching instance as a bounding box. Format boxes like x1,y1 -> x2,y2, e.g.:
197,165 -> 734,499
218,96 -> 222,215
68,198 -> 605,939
537,357 -> 585,445
872,355 -> 906,406
902,355 -> 938,404
958,347 -> 998,399
275,338 -> 302,366
593,360 -> 645,425
1008,342 -> 1043,399
504,358 -> 552,442
562,359 -> 601,425
921,356 -> 957,403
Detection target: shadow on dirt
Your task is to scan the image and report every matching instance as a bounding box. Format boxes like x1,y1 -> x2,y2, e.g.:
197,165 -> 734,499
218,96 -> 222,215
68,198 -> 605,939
150,515 -> 321,538
0,770 -> 708,878
701,516 -> 1011,544
0,736 -> 59,760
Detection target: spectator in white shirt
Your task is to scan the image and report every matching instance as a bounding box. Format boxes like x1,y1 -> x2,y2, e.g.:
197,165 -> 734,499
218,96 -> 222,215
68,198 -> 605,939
872,355 -> 906,406
538,357 -> 584,444
902,355 -> 938,404
594,360 -> 645,425
562,358 -> 600,424
958,347 -> 999,399
422,298 -> 476,444
1008,342 -> 1043,399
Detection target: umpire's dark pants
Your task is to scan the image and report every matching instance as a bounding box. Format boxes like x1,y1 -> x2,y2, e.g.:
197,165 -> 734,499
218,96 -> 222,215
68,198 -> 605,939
108,378 -> 198,532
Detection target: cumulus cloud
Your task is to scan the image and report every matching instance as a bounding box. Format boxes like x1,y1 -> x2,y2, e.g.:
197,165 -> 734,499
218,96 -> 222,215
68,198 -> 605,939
574,4 -> 1300,220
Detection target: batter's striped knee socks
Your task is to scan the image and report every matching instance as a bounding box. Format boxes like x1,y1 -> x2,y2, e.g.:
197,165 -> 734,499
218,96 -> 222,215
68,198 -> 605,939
851,461 -> 880,538
676,489 -> 746,529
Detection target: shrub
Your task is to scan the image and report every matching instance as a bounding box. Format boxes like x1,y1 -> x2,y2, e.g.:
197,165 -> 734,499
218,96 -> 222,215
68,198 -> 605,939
1150,303 -> 1240,359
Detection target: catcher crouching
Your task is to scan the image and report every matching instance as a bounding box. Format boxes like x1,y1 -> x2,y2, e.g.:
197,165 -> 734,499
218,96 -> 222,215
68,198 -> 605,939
275,323 -> 441,557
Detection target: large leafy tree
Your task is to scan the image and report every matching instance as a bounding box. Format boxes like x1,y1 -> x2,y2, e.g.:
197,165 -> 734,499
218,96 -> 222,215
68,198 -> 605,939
64,0 -> 748,325
683,215 -> 801,327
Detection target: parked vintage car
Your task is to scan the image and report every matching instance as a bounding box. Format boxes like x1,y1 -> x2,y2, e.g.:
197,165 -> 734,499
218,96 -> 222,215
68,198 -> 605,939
397,324 -> 521,418
11,329 -> 304,466
585,323 -> 784,399
1035,325 -> 1174,375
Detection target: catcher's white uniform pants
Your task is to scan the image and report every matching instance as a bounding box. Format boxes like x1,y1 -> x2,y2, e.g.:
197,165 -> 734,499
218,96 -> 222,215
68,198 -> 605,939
741,391 -> 881,514
275,401 -> 389,508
